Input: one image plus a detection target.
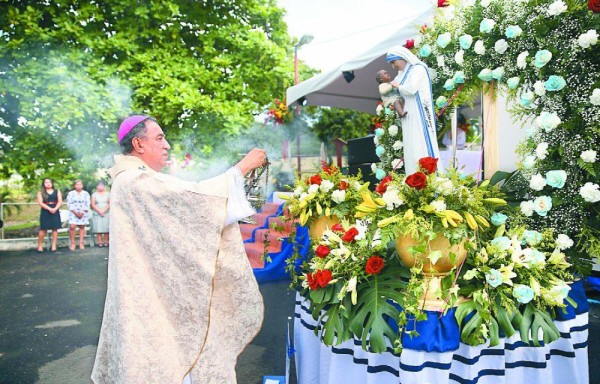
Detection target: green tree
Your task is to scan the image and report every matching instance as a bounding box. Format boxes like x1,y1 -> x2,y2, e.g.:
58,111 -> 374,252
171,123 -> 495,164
310,107 -> 374,145
0,0 -> 294,189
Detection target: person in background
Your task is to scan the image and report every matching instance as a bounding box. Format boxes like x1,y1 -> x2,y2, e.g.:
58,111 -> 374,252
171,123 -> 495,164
91,182 -> 110,247
36,178 -> 63,253
66,179 -> 90,251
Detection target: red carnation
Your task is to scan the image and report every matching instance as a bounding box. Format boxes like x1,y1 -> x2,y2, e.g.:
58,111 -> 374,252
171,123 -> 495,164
331,223 -> 344,232
589,0 -> 600,12
375,174 -> 393,195
309,174 -> 322,185
322,162 -> 337,175
405,172 -> 428,190
341,227 -> 359,242
404,39 -> 415,49
438,0 -> 449,7
316,270 -> 333,287
365,255 -> 385,275
315,245 -> 331,258
338,180 -> 349,190
418,157 -> 438,174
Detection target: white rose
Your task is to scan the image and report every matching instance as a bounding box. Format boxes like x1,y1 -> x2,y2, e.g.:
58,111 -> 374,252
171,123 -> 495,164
308,184 -> 319,194
373,135 -> 379,145
494,39 -> 508,54
580,182 -> 600,203
437,55 -> 446,67
535,142 -> 549,160
547,0 -> 567,16
376,104 -> 384,114
392,140 -> 403,150
388,125 -> 398,136
517,51 -> 529,69
591,88 -> 600,106
382,188 -> 404,210
299,192 -> 309,202
331,189 -> 347,204
371,163 -> 378,172
481,0 -> 491,7
556,234 -> 574,250
520,200 -> 535,216
320,180 -> 334,192
474,40 -> 485,55
578,30 -> 598,49
529,174 -> 547,191
391,158 -> 403,170
455,50 -> 464,66
522,155 -> 536,169
294,186 -> 304,196
581,150 -> 597,163
534,81 -> 546,96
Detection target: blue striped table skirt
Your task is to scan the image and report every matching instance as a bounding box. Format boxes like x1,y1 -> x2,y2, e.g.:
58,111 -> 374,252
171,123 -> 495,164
294,281 -> 589,384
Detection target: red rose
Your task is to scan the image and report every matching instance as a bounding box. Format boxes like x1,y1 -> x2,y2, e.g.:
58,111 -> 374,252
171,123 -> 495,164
322,162 -> 337,175
365,256 -> 385,275
315,245 -> 331,258
307,273 -> 319,290
338,180 -> 349,190
589,0 -> 600,12
309,174 -> 322,185
316,270 -> 333,287
331,223 -> 344,232
375,174 -> 393,195
405,172 -> 428,190
404,39 -> 415,49
418,157 -> 438,174
437,0 -> 449,7
341,227 -> 359,242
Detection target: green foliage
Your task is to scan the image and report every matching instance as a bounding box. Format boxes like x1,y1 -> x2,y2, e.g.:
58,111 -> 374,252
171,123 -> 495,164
0,0 -> 295,189
310,107 -> 374,144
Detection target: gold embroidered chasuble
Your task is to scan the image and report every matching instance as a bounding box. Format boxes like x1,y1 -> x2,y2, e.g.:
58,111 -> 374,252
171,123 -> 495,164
91,155 -> 264,384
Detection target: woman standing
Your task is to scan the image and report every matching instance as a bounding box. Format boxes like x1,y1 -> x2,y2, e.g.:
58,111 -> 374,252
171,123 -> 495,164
66,179 -> 90,251
36,178 -> 63,252
91,182 -> 110,247
385,46 -> 442,174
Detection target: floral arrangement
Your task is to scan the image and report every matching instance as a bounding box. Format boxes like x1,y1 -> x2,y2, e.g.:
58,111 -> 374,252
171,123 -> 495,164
363,157 -> 507,251
457,226 -> 574,347
371,103 -> 405,179
297,218 -> 412,352
412,0 -> 599,274
280,164 -> 370,226
265,99 -> 293,125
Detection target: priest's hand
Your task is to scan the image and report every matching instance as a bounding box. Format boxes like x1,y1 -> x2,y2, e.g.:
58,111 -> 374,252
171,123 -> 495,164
236,148 -> 268,176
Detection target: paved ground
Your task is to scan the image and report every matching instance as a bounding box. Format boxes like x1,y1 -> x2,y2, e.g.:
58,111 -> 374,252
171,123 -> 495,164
0,247 -> 598,383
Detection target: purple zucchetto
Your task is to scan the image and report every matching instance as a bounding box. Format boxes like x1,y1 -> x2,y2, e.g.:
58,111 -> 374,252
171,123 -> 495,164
118,115 -> 150,143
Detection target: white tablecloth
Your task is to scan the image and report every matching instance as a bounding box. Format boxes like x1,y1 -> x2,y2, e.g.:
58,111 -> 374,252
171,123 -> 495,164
294,283 -> 589,384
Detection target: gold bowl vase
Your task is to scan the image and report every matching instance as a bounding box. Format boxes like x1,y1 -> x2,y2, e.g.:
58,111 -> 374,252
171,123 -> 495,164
395,233 -> 467,311
308,215 -> 340,240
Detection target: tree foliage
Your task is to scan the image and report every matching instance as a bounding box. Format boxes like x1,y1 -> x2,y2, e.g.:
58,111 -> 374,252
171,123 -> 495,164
310,107 -> 374,145
0,0 -> 295,189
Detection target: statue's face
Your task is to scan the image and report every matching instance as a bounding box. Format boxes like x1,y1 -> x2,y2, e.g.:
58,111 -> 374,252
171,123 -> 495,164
379,70 -> 392,82
391,59 -> 407,71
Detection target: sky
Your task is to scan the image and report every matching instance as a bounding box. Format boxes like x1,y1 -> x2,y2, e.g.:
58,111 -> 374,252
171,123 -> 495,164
277,0 -> 435,71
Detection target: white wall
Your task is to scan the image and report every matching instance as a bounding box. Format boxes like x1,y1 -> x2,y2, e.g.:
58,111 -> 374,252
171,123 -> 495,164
496,91 -> 528,173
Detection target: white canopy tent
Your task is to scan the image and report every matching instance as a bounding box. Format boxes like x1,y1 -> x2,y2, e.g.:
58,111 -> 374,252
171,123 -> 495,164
285,5 -> 434,114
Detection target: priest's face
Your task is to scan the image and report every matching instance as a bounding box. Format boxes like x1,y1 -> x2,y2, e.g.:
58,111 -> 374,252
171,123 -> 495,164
138,120 -> 171,171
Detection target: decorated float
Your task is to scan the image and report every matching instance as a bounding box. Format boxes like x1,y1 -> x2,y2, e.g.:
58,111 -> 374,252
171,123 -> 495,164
282,0 -> 598,383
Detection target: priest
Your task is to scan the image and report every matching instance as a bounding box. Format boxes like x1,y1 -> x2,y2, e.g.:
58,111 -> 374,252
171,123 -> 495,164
91,115 -> 267,384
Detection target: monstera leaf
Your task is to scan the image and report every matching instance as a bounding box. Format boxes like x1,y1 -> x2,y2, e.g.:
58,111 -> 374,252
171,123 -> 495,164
348,266 -> 409,353
512,303 -> 561,347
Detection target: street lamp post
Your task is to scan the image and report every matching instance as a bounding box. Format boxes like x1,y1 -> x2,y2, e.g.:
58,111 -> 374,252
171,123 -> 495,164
293,34 -> 313,176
